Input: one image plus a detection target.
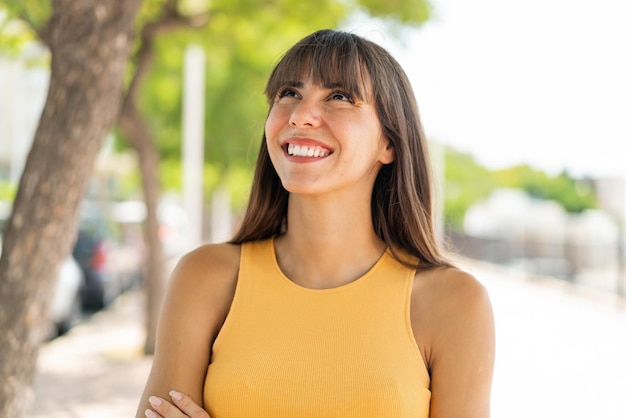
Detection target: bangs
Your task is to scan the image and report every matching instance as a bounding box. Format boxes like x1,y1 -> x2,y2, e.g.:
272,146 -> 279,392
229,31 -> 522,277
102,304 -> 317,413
265,30 -> 372,104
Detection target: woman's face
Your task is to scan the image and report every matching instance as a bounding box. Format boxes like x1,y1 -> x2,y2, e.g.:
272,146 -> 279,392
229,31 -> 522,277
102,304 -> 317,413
264,77 -> 394,197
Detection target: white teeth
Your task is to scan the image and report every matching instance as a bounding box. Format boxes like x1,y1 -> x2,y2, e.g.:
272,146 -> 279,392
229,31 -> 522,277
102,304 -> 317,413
287,143 -> 330,157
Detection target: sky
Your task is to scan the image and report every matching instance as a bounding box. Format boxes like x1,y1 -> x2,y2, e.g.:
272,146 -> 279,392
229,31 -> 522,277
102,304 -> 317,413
346,0 -> 626,179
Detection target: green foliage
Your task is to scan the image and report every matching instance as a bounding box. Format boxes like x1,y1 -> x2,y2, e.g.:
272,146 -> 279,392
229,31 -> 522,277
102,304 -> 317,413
493,165 -> 597,214
444,147 -> 497,230
154,158 -> 252,212
356,0 -> 430,25
0,0 -> 50,30
222,165 -> 253,212
443,149 -> 599,231
0,179 -> 17,201
0,3 -> 39,56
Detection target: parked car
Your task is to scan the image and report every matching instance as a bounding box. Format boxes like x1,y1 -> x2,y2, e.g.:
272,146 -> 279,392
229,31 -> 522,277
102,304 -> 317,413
0,200 -> 84,336
73,200 -> 144,310
50,255 -> 84,336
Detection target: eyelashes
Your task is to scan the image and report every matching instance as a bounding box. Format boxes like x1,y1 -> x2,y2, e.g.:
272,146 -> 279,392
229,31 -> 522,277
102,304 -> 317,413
276,88 -> 298,99
328,91 -> 353,103
275,87 -> 355,104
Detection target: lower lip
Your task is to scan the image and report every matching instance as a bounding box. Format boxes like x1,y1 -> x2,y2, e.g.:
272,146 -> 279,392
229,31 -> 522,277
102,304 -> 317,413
283,149 -> 330,163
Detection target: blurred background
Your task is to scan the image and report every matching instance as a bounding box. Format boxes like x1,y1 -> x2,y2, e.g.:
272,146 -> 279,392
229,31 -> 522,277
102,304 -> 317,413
0,0 -> 625,417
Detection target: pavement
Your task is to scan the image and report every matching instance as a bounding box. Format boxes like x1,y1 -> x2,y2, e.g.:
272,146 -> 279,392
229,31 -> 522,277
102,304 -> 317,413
27,290 -> 152,418
462,259 -> 626,418
26,259 -> 626,418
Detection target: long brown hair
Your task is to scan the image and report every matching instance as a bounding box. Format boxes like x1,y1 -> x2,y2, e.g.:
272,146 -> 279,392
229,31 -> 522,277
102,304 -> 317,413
231,29 -> 450,269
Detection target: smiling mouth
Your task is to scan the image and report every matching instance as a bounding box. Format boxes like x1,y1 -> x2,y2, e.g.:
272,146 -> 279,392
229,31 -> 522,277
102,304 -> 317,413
286,143 -> 332,158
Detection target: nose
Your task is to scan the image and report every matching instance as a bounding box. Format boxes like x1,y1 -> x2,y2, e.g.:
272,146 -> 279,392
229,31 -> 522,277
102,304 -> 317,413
288,98 -> 320,128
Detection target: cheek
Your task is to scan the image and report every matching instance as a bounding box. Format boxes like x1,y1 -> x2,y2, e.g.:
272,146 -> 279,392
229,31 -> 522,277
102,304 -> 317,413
264,115 -> 276,139
264,111 -> 284,163
264,107 -> 286,139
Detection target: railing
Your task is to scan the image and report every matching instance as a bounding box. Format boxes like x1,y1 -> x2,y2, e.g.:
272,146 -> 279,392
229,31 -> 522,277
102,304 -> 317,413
447,231 -> 626,296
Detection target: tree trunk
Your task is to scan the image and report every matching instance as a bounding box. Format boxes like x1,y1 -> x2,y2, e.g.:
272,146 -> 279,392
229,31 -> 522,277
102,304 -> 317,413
0,1 -> 140,416
118,102 -> 164,355
118,4 -> 210,354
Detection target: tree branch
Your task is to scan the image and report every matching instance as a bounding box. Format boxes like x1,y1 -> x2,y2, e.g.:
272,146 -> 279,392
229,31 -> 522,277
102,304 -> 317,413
163,0 -> 179,16
122,1 -> 210,111
123,36 -> 154,109
142,12 -> 210,38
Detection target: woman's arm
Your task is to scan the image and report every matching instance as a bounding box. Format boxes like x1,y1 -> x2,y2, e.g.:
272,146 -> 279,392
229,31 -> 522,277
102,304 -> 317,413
135,243 -> 240,418
412,267 -> 496,418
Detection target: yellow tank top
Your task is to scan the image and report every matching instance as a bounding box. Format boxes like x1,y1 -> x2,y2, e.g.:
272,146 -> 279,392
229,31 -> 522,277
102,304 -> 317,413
204,238 -> 431,417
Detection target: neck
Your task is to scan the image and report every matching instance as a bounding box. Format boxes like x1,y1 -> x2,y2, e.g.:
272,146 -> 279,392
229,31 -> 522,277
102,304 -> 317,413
274,194 -> 386,289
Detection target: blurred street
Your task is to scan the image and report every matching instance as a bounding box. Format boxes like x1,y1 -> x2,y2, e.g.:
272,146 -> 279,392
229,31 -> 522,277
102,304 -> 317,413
27,289 -> 152,418
26,259 -> 626,418
464,260 -> 626,418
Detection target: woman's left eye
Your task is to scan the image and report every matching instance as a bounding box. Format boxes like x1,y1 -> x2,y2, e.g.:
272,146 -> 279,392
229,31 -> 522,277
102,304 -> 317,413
330,92 -> 352,102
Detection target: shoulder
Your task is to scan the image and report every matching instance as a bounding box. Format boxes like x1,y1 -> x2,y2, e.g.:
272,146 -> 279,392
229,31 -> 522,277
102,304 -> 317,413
412,265 -> 491,315
411,265 -> 495,417
172,242 -> 241,280
410,265 -> 494,364
162,242 -> 241,340
166,242 -> 241,300
165,241 -> 241,307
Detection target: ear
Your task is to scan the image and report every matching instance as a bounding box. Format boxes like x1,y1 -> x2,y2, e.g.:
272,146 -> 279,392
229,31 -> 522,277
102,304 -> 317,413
379,137 -> 395,164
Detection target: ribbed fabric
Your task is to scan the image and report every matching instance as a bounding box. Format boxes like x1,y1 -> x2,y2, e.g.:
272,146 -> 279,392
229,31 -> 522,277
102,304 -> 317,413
204,238 -> 431,417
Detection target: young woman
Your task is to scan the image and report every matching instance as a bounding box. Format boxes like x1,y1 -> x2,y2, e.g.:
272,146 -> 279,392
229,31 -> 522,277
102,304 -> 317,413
138,29 -> 495,418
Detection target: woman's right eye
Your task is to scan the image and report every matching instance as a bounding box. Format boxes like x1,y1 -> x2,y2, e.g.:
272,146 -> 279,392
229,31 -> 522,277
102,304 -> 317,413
277,88 -> 298,99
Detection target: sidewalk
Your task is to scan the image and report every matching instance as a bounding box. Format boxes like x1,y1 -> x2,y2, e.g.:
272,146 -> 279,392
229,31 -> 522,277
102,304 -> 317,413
462,259 -> 626,418
27,290 -> 152,418
27,259 -> 626,417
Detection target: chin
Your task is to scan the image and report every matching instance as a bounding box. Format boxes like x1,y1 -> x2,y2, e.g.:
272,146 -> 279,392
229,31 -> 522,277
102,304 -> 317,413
279,179 -> 328,196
